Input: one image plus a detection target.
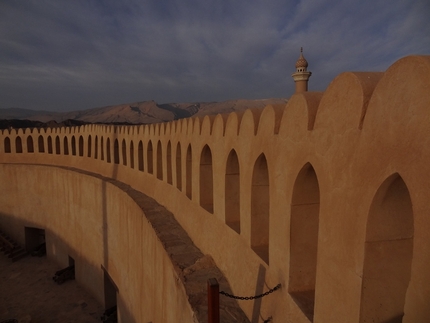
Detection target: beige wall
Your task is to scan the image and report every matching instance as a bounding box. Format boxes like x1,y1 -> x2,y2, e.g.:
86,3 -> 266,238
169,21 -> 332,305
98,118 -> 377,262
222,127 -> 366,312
0,165 -> 195,323
1,55 -> 430,322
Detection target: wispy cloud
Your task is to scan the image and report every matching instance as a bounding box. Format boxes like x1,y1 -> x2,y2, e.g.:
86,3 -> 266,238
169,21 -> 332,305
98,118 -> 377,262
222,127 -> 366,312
0,0 -> 429,111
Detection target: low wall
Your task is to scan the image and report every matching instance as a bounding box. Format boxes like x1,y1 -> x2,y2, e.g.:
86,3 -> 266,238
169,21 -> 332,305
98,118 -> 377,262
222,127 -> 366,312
0,164 -> 196,323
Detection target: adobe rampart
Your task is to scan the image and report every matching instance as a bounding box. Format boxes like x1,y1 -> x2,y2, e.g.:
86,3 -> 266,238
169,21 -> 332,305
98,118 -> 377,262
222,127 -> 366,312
1,55 -> 430,322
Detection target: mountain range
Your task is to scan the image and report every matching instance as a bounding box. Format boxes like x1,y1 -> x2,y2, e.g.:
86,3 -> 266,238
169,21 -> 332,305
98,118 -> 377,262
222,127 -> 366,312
0,99 -> 288,127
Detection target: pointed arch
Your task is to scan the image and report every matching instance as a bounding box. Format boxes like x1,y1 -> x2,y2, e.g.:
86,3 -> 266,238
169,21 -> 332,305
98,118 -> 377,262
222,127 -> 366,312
38,135 -> 45,153
100,137 -> 104,161
147,141 -> 153,174
106,138 -> 111,163
129,141 -> 134,169
54,136 -> 60,154
27,136 -> 34,153
63,136 -> 69,155
289,163 -> 320,321
15,137 -> 23,153
157,141 -> 163,180
251,154 -> 270,264
4,137 -> 11,153
360,174 -> 413,323
200,145 -> 214,213
114,139 -> 119,164
186,144 -> 192,199
138,141 -> 144,171
87,135 -> 92,157
176,143 -> 182,190
167,141 -> 172,184
122,139 -> 127,166
79,135 -> 84,156
225,149 -> 240,233
94,135 -> 98,159
47,136 -> 53,154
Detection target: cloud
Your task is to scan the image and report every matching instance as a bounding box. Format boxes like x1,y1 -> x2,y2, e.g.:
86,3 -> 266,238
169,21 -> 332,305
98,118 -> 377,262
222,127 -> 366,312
0,0 -> 429,111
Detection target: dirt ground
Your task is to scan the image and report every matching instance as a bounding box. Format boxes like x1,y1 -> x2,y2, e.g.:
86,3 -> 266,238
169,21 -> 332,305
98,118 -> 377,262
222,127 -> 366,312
0,254 -> 104,323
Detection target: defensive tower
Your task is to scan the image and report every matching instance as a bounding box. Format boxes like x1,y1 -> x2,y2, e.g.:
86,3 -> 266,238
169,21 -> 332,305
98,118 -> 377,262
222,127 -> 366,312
292,47 -> 312,93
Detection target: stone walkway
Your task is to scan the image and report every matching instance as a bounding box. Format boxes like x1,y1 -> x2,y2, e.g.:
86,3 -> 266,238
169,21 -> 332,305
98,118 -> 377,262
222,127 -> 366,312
0,254 -> 103,323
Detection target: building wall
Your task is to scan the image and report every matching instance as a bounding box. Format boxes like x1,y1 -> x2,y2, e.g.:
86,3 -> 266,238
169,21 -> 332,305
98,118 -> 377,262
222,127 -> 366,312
0,55 -> 430,322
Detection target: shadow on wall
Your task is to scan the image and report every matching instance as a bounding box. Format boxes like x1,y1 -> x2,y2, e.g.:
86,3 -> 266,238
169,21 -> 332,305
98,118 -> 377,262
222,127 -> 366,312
0,212 -> 137,323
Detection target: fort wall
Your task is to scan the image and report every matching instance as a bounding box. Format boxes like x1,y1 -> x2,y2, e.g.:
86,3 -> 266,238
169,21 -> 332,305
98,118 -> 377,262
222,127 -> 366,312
1,55 -> 430,322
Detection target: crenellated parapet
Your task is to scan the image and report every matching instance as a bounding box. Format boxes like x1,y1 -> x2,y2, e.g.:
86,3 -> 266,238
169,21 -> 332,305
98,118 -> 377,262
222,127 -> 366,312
1,55 -> 430,323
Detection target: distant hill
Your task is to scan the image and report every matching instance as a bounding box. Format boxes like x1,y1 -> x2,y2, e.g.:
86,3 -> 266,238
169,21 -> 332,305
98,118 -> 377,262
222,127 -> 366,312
0,98 -> 288,127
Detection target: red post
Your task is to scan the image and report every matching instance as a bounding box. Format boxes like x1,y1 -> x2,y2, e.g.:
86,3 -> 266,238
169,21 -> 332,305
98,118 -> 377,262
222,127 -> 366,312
208,278 -> 220,323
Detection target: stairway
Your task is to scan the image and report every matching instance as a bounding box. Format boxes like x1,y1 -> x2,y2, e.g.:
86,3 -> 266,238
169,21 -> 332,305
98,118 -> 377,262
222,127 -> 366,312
0,229 -> 28,262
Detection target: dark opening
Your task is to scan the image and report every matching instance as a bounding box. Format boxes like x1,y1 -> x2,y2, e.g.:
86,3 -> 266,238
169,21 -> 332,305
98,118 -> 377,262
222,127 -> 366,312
25,227 -> 46,256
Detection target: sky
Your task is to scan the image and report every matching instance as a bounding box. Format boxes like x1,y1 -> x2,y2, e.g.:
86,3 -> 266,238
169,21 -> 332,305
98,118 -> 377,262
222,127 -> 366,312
1,0 -> 429,112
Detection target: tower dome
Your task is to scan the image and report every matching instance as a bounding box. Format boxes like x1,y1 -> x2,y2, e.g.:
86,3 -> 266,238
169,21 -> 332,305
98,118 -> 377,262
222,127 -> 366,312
291,47 -> 312,93
295,47 -> 309,69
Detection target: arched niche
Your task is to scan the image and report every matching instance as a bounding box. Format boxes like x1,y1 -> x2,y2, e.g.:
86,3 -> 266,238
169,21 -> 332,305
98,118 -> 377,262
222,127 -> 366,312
360,174 -> 413,323
4,137 -> 11,153
225,149 -> 240,233
129,140 -> 134,169
27,136 -> 34,153
106,138 -> 111,163
156,141 -> 163,180
138,141 -> 144,171
79,136 -> 84,156
121,139 -> 127,166
63,136 -> 69,155
15,137 -> 23,153
199,145 -> 213,213
114,139 -> 120,164
147,141 -> 153,174
251,153 -> 270,264
167,141 -> 172,184
87,135 -> 92,157
289,163 -> 320,322
47,136 -> 53,154
94,135 -> 98,159
186,144 -> 192,199
176,143 -> 182,190
38,135 -> 45,153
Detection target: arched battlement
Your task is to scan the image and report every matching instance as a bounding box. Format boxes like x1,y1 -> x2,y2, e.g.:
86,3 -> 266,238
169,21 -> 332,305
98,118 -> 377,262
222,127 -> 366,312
256,105 -> 279,137
225,112 -> 240,137
362,55 -> 430,136
200,115 -> 212,136
1,55 -> 430,323
238,109 -> 257,137
211,114 -> 224,139
314,72 -> 383,133
279,92 -> 322,138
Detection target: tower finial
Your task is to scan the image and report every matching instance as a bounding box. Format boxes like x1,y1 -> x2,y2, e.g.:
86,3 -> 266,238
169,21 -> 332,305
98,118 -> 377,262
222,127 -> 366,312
291,48 -> 312,93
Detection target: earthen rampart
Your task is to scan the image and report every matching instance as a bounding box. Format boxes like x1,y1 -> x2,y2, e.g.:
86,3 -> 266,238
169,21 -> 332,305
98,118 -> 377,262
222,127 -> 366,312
1,55 -> 430,322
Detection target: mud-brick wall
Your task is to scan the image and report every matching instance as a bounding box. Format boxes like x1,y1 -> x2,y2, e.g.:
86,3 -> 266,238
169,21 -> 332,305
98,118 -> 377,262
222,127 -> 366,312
0,164 -> 195,323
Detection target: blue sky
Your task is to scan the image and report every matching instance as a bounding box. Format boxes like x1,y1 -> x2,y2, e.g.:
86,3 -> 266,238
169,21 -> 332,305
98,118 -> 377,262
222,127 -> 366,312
1,0 -> 429,112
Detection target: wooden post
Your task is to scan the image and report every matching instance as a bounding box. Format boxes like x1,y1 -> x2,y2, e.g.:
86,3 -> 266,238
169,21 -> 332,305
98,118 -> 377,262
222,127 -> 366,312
208,278 -> 220,323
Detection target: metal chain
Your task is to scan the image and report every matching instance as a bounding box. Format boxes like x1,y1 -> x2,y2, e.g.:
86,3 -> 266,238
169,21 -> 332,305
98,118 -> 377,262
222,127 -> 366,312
219,284 -> 281,300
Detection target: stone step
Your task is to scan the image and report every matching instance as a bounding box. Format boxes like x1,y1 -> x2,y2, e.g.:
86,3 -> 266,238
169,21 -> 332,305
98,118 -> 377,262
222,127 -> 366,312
0,229 -> 28,262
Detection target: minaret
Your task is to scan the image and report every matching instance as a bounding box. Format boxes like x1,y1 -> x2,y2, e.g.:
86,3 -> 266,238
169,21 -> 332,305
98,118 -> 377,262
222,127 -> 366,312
291,47 -> 312,93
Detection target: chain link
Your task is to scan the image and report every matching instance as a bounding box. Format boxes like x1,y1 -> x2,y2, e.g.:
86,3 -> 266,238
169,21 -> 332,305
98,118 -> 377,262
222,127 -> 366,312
219,284 -> 281,300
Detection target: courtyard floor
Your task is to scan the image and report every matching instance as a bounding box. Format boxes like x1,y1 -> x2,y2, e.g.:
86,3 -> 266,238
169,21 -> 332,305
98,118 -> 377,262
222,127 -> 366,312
0,254 -> 104,323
